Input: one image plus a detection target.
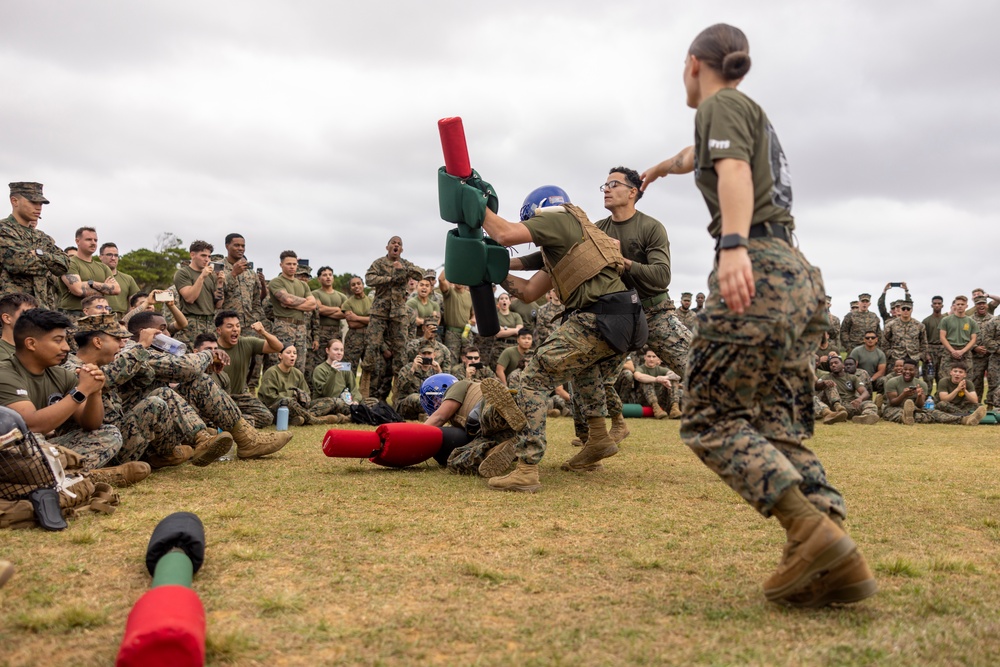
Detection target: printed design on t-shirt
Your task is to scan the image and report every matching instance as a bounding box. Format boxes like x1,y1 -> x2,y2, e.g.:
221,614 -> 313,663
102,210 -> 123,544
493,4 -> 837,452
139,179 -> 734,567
47,392 -> 64,406
766,121 -> 793,210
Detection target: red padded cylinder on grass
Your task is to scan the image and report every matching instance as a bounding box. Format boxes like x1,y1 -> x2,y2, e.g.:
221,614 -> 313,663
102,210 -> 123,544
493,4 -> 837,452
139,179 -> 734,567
438,117 -> 472,178
322,429 -> 382,459
373,422 -> 444,468
116,585 -> 205,667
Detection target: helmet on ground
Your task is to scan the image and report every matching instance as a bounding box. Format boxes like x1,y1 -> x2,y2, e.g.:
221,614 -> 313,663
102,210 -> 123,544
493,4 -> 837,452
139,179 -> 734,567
420,373 -> 458,416
519,185 -> 570,221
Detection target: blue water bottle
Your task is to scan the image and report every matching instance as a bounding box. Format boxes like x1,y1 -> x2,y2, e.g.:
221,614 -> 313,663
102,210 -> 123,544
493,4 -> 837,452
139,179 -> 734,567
924,396 -> 935,411
276,399 -> 289,431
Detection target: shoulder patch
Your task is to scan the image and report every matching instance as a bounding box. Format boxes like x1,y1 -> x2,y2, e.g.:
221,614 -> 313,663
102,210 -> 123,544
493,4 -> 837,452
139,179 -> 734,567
708,139 -> 731,150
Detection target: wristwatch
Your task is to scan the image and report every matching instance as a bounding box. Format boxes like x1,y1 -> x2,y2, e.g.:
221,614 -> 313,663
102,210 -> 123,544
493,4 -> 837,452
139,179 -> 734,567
87,279 -> 95,290
69,388 -> 87,404
718,234 -> 749,250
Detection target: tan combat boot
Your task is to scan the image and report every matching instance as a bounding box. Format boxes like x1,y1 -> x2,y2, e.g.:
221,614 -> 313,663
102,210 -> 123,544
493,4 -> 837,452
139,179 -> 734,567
478,438 -> 516,479
668,402 -> 683,419
608,413 -> 630,444
488,461 -> 541,492
570,435 -> 587,447
562,417 -> 618,471
823,409 -> 849,425
231,418 -> 293,459
763,487 -> 861,604
0,560 -> 13,588
480,378 -> 527,431
962,405 -> 988,425
852,414 -> 880,425
89,461 -> 151,488
902,399 -> 916,425
651,402 -> 669,419
190,428 -> 235,467
146,445 -> 195,469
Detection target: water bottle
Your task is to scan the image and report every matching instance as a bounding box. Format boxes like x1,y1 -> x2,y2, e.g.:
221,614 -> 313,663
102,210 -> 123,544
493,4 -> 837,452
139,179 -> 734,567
151,333 -> 186,356
926,360 -> 934,379
924,396 -> 935,411
341,387 -> 352,404
276,399 -> 289,431
462,323 -> 472,340
218,428 -> 236,461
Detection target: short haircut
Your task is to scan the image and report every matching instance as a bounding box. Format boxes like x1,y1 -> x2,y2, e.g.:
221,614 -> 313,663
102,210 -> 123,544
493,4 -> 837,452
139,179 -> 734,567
0,292 -> 38,325
949,362 -> 967,372
75,226 -> 96,239
953,295 -> 968,303
609,166 -> 644,201
279,250 -> 298,262
931,295 -> 943,302
902,358 -> 918,367
74,329 -> 108,349
127,310 -> 162,334
517,328 -> 532,338
13,308 -> 72,349
99,242 -> 118,254
81,294 -> 108,310
63,246 -> 76,253
864,330 -> 878,337
350,275 -> 362,283
225,233 -> 244,246
193,332 -> 218,349
130,292 -> 148,308
189,240 -> 213,254
317,266 -> 333,277
214,309 -> 240,328
462,346 -> 480,356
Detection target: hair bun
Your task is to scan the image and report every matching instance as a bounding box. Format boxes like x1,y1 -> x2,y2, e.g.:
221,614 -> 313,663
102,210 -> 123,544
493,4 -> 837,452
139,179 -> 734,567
721,51 -> 751,80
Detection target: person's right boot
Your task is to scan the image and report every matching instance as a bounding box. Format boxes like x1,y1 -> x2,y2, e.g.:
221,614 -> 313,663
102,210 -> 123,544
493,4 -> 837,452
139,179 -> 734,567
962,405 -> 988,425
146,445 -> 195,469
89,461 -> 151,488
190,428 -> 235,467
762,486 -> 859,604
651,402 -> 669,419
608,413 -> 630,444
231,418 -> 293,459
478,438 -> 516,479
902,399 -> 916,425
668,402 -> 683,419
823,409 -> 849,425
562,417 -> 618,471
852,413 -> 880,425
488,461 -> 541,492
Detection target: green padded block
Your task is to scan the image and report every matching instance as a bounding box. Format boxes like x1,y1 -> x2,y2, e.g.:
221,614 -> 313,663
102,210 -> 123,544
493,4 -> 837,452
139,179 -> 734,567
621,403 -> 645,418
152,549 -> 194,589
484,240 -> 510,284
445,230 -> 488,286
438,167 -> 498,230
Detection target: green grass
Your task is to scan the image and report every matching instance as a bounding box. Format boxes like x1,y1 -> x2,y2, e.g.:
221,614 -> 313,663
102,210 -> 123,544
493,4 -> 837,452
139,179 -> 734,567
2,418 -> 1000,666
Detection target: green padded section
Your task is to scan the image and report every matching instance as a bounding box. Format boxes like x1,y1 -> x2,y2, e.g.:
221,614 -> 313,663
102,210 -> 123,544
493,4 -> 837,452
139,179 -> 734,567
152,549 -> 194,589
444,231 -> 511,287
438,167 -> 498,230
621,404 -> 645,418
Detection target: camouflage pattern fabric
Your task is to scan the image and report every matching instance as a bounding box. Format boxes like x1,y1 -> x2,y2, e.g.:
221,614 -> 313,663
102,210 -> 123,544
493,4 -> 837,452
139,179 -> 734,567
675,308 -> 697,333
882,318 -> 927,369
645,301 -> 692,379
0,215 -> 70,309
840,310 -> 881,352
221,258 -> 265,326
447,430 -> 515,475
534,301 -> 564,345
230,392 -> 274,428
882,404 -> 964,424
364,315 -> 408,392
967,311 -> 993,396
49,425 -> 122,471
115,387 -> 206,463
265,393 -> 339,423
174,314 -> 215,348
344,327 -> 367,372
443,328 -> 467,363
923,343 -> 944,389
393,361 -> 436,419
271,319 -> 309,372
680,238 -> 846,520
982,317 -> 1000,405
827,312 -> 841,350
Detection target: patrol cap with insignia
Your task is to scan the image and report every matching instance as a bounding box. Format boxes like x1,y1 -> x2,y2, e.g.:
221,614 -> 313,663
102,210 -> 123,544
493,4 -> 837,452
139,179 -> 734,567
858,293 -> 871,301
75,313 -> 131,338
9,182 -> 49,204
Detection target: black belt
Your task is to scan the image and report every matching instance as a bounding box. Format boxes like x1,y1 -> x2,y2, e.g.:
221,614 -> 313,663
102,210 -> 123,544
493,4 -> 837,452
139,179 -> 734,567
714,222 -> 792,251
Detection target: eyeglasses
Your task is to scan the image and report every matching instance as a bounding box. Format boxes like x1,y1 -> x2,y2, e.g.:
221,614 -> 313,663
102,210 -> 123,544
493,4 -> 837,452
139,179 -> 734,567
466,356 -> 480,361
864,335 -> 877,340
900,307 -> 912,311
92,305 -> 112,312
599,180 -> 636,193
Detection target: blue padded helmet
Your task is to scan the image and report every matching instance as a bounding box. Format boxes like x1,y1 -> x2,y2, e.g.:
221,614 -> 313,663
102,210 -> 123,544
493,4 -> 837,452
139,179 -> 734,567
519,185 -> 570,221
420,373 -> 458,416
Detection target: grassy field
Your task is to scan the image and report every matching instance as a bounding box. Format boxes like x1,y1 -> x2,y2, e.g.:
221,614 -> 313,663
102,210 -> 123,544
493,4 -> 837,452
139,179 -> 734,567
2,417 -> 999,666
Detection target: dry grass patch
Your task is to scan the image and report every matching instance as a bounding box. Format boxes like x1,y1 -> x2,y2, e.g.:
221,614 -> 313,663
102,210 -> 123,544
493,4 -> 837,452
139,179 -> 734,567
2,419 -> 1000,665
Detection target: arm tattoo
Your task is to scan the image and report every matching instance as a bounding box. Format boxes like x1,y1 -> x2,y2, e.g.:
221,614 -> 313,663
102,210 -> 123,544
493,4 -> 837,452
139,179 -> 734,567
275,289 -> 306,307
65,274 -> 81,285
94,282 -> 114,295
671,154 -> 685,172
501,278 -> 525,301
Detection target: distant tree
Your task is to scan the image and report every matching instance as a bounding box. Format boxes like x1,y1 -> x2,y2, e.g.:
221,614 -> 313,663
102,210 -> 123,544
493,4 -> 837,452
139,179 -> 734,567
118,236 -> 190,291
333,272 -> 355,293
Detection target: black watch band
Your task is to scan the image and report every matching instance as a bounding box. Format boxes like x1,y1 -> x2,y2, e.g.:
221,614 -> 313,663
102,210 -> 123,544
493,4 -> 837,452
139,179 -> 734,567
718,234 -> 749,250
69,389 -> 87,404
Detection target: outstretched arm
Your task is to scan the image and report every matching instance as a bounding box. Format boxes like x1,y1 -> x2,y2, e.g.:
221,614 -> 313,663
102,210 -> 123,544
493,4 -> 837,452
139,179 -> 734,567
640,146 -> 695,191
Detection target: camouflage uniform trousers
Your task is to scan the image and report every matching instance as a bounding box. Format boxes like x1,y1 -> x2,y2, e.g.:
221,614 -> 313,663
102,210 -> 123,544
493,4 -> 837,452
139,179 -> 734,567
365,316 -> 408,375
230,392 -> 274,428
308,323 -> 342,380
935,401 -> 979,417
174,314 -> 215,348
114,387 -> 206,464
344,327 -> 368,372
444,328 -> 467,364
680,238 -> 846,520
514,311 -> 620,465
882,405 -> 964,424
171,373 -> 244,432
271,319 -> 310,372
938,350 -> 973,388
988,355 -> 1000,406
639,381 -> 672,410
394,393 -> 424,420
922,344 -> 944,390
50,425 -> 123,471
446,398 -> 519,474
967,352 -> 990,397
645,302 -> 692,381
569,357 -> 625,441
266,393 -> 339,422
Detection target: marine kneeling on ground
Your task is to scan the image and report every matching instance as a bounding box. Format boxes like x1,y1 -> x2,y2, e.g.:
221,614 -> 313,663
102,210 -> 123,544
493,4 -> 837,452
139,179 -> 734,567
422,375 -> 528,478
882,358 -> 986,426
816,354 -> 880,425
121,311 -> 293,458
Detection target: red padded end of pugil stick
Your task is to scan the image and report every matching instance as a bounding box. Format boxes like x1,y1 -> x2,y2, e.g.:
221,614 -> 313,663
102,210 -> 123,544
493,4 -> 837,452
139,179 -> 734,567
116,585 -> 205,667
322,428 -> 382,459
438,117 -> 472,178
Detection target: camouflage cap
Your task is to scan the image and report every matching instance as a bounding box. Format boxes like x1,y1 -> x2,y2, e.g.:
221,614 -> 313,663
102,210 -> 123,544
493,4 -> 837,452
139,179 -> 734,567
74,313 -> 131,338
900,298 -> 913,306
974,295 -> 988,304
422,269 -> 437,280
858,293 -> 871,300
681,292 -> 692,298
419,343 -> 435,354
890,300 -> 901,308
295,265 -> 313,277
9,182 -> 49,204
825,295 -> 832,301
850,300 -> 859,306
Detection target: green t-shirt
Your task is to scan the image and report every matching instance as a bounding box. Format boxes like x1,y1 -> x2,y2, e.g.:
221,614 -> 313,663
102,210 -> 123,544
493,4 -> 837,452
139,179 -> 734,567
848,346 -> 887,377
884,375 -> 929,399
221,335 -> 266,394
173,264 -> 217,316
594,210 -> 671,300
342,293 -> 373,318
60,256 -> 114,311
496,346 -> 524,376
0,355 -> 78,416
922,313 -> 944,345
497,311 -> 523,333
258,364 -> 310,407
819,372 -> 862,402
0,338 -> 14,362
406,297 -> 440,323
694,88 -> 795,238
442,287 -> 472,329
268,274 -> 311,321
313,289 -> 347,327
105,270 -> 140,316
522,207 -> 626,311
937,376 -> 976,407
312,361 -> 356,399
939,315 -> 979,348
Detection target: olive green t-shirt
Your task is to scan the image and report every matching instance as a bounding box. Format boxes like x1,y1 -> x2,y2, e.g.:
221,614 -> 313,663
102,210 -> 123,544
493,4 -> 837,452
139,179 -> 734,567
819,372 -> 862,402
594,210 -> 671,300
258,365 -> 310,407
848,346 -> 887,377
173,264 -> 217,316
442,288 -> 472,329
694,88 -> 795,238
406,297 -> 440,323
0,355 -> 78,418
884,375 -> 929,398
105,270 -> 140,316
268,274 -> 311,321
522,207 -> 626,311
939,315 -> 979,348
496,346 -> 524,376
342,293 -> 373,318
937,376 -> 976,407
922,313 -> 944,345
443,379 -> 473,404
221,335 -> 266,394
312,361 -> 356,399
497,311 -> 523,332
313,289 -> 347,327
0,339 -> 15,362
60,256 -> 115,311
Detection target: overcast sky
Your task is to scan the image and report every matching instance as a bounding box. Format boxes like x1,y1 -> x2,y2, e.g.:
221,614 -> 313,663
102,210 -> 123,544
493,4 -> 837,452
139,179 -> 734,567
2,1 -> 995,320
